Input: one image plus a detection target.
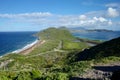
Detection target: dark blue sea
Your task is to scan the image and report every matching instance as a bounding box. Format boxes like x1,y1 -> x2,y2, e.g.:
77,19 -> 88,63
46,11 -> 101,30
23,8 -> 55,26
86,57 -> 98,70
0,32 -> 37,56
72,31 -> 120,41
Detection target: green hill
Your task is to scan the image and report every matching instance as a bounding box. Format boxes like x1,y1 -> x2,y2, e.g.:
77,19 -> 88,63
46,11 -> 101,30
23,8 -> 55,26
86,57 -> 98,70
30,27 -> 89,55
74,37 -> 120,61
37,27 -> 75,40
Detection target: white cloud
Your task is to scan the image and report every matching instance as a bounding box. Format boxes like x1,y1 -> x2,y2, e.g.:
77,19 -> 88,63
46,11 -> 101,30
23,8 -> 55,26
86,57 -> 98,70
93,17 -> 107,22
85,7 -> 120,19
106,3 -> 120,8
85,10 -> 105,18
60,16 -> 109,28
107,7 -> 119,17
108,20 -> 112,25
98,17 -> 107,22
0,12 -> 52,18
79,15 -> 87,20
93,17 -> 98,21
0,12 -> 119,30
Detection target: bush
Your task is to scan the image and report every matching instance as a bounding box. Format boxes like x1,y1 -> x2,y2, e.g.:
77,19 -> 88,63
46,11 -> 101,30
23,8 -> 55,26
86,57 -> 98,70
43,73 -> 69,80
15,72 -> 32,80
30,70 -> 42,79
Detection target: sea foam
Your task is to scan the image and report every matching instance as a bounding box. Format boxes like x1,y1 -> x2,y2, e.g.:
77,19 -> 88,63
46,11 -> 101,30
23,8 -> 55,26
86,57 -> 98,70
12,39 -> 38,53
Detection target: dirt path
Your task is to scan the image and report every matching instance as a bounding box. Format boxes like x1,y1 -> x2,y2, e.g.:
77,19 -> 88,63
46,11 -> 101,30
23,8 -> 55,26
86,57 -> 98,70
26,40 -> 67,58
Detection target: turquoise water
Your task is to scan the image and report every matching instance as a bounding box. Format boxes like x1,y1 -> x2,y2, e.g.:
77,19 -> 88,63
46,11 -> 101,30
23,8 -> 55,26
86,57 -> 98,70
72,31 -> 120,41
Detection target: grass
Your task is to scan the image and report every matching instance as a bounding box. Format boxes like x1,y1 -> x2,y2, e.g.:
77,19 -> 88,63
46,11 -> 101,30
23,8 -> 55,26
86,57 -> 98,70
29,40 -> 59,55
37,27 -> 75,41
76,37 -> 103,44
62,40 -> 89,50
93,56 -> 120,64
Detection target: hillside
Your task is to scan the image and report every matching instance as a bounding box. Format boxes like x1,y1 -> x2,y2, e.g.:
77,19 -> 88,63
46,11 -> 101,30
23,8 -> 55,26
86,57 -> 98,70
74,37 -> 120,61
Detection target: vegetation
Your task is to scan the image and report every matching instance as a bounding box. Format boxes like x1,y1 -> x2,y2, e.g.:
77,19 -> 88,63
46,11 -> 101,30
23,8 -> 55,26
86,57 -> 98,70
37,27 -> 75,41
76,37 -> 103,44
74,37 -> 120,61
62,40 -> 89,50
0,27 -> 120,80
29,40 -> 59,55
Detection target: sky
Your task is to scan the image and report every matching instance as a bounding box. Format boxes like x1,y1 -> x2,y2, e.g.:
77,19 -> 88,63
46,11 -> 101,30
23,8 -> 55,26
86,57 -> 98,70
0,0 -> 120,31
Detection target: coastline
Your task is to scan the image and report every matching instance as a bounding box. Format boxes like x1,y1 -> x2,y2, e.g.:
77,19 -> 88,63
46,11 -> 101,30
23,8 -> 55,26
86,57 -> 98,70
12,39 -> 39,54
0,39 -> 46,58
13,39 -> 45,55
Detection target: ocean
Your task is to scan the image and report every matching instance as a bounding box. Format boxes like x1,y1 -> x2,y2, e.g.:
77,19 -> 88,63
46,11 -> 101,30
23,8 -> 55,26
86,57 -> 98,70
72,31 -> 120,41
0,32 -> 37,56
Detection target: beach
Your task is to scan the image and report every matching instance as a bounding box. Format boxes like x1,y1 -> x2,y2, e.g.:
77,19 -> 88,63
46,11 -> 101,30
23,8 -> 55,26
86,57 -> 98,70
12,40 -> 46,55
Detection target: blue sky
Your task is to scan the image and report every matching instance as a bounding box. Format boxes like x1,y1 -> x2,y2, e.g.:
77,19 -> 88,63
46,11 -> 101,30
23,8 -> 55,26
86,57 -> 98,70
0,0 -> 120,31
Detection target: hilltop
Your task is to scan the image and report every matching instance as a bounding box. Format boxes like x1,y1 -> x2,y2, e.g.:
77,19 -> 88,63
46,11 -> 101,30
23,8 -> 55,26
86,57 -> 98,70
37,27 -> 75,40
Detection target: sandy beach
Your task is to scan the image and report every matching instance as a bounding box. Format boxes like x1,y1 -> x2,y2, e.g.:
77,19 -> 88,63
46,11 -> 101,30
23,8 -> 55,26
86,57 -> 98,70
13,40 -> 46,55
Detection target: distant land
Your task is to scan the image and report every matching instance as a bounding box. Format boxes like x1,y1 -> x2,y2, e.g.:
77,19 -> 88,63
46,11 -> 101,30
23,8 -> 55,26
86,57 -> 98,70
87,29 -> 113,32
68,27 -> 114,32
68,27 -> 120,41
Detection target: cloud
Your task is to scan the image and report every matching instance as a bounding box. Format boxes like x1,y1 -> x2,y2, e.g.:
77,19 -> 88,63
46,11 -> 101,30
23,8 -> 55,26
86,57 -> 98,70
107,7 -> 119,17
56,15 -> 109,29
85,7 -> 120,19
85,11 -> 105,17
106,3 -> 120,8
0,12 -> 119,30
93,17 -> 107,22
0,12 -> 52,18
108,20 -> 112,25
79,15 -> 87,20
83,16 -> 108,25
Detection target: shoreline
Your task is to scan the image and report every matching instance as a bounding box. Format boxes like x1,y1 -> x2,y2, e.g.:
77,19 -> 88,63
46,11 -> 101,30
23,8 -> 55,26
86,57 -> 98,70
0,40 -> 38,58
11,39 -> 45,55
0,39 -> 46,58
12,39 -> 39,54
